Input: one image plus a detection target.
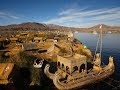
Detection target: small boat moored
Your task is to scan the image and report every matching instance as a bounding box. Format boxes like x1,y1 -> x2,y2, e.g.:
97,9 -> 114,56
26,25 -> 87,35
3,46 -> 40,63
93,31 -> 98,34
33,58 -> 44,68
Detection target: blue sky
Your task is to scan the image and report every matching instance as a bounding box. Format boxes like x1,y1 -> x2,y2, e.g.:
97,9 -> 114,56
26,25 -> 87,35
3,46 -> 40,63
0,0 -> 120,27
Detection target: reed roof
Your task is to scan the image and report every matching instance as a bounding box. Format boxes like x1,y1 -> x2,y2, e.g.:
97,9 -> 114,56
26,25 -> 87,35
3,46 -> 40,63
0,63 -> 14,80
22,42 -> 39,51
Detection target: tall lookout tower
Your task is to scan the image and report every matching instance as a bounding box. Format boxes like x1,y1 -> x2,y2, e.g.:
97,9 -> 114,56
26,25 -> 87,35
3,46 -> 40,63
57,53 -> 87,75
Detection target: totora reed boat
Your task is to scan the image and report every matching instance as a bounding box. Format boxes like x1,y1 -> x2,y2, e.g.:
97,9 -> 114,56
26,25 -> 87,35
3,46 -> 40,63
44,53 -> 114,90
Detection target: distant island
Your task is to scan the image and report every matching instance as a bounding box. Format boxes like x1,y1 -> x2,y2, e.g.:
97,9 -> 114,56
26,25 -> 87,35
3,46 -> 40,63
0,22 -> 120,33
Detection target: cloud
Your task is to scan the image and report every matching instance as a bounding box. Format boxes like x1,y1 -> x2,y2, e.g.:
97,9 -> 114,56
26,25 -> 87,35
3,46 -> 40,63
44,7 -> 120,27
0,11 -> 20,19
58,7 -> 87,16
58,9 -> 75,16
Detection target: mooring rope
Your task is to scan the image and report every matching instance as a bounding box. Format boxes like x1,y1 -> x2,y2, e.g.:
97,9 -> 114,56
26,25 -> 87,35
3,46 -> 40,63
113,84 -> 120,89
108,77 -> 120,83
102,80 -> 116,88
101,77 -> 120,90
112,85 -> 120,90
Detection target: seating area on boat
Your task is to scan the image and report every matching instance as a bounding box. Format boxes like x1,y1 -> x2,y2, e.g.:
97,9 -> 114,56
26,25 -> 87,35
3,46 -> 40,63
57,53 -> 87,75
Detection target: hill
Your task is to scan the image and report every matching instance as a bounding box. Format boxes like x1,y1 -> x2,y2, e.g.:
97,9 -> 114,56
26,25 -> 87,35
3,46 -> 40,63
0,22 -> 120,33
87,24 -> 120,33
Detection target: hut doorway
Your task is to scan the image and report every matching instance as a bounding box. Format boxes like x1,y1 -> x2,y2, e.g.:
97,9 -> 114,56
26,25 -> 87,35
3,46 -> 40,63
62,64 -> 65,71
79,64 -> 85,73
57,62 -> 60,68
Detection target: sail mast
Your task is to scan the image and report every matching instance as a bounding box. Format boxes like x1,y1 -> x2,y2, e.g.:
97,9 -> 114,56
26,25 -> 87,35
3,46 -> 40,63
99,24 -> 102,60
94,24 -> 103,60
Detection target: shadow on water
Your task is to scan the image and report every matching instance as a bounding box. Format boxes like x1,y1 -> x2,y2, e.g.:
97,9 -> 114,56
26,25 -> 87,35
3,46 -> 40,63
13,67 -> 32,90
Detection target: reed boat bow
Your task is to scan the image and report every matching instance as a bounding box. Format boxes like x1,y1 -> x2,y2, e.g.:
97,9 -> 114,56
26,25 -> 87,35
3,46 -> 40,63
44,64 -> 55,80
44,56 -> 114,90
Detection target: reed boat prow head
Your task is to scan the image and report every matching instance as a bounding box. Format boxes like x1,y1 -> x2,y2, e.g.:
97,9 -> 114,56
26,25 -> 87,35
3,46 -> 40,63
44,64 -> 55,80
108,56 -> 114,68
109,56 -> 114,63
45,64 -> 50,68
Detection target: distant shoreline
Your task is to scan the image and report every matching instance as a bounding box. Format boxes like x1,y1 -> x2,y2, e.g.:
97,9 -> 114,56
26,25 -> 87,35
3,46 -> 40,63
0,30 -> 120,34
0,22 -> 120,33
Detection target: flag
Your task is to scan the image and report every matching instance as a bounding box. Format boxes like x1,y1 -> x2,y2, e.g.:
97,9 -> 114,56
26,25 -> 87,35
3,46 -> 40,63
99,25 -> 102,29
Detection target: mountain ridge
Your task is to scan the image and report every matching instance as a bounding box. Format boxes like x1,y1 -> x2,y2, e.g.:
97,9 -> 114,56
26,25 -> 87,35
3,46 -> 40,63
0,22 -> 120,33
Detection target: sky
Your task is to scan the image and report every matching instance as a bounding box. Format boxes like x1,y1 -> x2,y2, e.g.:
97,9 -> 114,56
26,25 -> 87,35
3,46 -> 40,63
0,0 -> 120,27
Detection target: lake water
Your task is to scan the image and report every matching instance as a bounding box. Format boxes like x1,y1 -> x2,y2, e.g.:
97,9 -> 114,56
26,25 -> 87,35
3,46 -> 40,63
74,33 -> 120,90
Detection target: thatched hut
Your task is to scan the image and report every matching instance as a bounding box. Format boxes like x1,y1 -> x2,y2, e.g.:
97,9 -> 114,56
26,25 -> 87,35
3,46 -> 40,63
33,37 -> 43,42
0,38 -> 6,48
22,42 -> 39,51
